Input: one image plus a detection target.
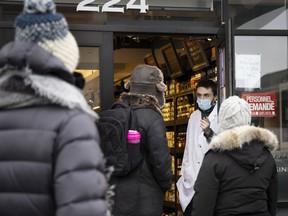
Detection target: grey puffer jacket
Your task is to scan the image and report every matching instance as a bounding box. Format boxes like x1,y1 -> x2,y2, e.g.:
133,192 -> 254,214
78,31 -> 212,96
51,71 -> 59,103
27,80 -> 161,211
0,41 -> 108,216
112,93 -> 173,216
192,125 -> 279,216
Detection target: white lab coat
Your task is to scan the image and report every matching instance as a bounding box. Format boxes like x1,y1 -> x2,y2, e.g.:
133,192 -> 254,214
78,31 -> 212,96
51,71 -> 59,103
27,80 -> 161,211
176,104 -> 218,212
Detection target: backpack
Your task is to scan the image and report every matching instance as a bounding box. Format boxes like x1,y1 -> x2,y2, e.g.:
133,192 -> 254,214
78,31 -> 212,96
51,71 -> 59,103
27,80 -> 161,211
97,102 -> 142,176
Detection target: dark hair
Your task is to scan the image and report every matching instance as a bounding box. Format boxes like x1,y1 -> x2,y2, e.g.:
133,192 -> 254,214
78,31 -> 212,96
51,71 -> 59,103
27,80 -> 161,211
196,79 -> 217,96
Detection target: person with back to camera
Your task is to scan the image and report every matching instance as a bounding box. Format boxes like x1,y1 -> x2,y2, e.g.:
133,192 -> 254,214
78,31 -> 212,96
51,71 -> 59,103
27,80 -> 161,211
176,79 -> 218,215
0,0 -> 108,216
192,96 -> 278,216
112,64 -> 173,216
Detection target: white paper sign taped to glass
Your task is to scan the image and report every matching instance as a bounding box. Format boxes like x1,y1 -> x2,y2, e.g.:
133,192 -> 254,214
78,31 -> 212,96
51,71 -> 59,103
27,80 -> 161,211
236,54 -> 261,89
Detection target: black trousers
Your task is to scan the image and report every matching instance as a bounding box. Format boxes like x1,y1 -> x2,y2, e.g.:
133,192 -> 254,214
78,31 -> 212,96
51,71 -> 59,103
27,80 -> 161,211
183,198 -> 193,216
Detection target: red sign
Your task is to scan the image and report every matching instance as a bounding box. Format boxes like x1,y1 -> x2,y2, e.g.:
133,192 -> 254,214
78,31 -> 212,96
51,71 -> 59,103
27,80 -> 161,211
241,92 -> 277,117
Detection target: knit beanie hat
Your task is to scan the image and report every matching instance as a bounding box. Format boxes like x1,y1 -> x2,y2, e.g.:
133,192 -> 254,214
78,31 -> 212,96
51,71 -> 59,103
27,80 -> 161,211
218,96 -> 251,133
14,0 -> 79,73
124,64 -> 167,109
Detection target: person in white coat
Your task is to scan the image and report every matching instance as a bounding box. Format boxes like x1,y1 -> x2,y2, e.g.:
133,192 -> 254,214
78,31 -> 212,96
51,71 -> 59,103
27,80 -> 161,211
176,79 -> 218,216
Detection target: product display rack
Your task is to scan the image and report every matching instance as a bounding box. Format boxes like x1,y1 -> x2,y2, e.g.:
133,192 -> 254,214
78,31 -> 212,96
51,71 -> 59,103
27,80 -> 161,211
163,86 -> 195,216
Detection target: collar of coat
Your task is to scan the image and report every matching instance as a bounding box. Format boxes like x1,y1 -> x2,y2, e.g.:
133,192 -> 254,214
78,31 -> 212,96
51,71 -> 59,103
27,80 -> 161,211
119,92 -> 162,116
210,125 -> 278,152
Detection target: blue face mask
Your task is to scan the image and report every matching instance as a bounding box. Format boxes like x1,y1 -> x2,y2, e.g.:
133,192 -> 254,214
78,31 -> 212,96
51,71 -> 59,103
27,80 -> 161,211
197,98 -> 212,111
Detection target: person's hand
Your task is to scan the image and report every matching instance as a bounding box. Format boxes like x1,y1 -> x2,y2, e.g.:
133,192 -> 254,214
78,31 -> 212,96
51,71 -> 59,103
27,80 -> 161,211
200,117 -> 212,136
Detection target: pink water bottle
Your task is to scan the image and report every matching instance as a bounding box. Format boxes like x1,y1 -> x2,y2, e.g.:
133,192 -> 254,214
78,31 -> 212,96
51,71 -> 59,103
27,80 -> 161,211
127,130 -> 141,169
127,130 -> 141,144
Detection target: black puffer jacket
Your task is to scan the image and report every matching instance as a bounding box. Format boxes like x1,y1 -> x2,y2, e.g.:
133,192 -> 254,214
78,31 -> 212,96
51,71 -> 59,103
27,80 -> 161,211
0,42 -> 108,216
192,125 -> 278,216
112,93 -> 173,216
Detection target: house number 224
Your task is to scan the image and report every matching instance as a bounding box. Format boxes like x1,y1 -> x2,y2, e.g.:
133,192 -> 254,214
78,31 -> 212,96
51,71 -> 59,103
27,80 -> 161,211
77,0 -> 149,13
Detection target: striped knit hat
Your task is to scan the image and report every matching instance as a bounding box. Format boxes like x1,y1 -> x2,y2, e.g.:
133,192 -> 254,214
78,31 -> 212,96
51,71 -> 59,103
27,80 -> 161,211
15,0 -> 79,73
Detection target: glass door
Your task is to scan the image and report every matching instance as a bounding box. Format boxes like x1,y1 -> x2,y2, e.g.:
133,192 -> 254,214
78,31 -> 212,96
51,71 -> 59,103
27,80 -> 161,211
72,31 -> 114,111
76,47 -> 100,111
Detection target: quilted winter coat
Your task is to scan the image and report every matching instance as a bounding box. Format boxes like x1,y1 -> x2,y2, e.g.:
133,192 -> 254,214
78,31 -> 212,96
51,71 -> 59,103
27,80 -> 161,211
0,41 -> 108,216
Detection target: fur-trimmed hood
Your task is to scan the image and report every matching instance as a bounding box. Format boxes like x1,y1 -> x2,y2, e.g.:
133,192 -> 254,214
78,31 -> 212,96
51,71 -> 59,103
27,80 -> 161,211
119,92 -> 163,115
210,125 -> 278,152
210,125 -> 279,173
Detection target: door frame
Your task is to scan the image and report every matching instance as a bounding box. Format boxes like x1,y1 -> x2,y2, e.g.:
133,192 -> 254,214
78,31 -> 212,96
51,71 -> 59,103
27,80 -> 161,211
71,30 -> 114,111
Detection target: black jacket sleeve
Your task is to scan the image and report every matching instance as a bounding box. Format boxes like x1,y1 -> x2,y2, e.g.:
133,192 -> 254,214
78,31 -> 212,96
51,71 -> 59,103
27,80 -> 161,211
146,115 -> 173,192
192,152 -> 219,216
267,162 -> 278,216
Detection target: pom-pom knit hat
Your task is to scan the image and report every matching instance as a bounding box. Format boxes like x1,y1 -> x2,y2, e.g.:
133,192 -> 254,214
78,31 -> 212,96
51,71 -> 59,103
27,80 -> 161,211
124,64 -> 167,109
15,0 -> 79,73
218,95 -> 251,133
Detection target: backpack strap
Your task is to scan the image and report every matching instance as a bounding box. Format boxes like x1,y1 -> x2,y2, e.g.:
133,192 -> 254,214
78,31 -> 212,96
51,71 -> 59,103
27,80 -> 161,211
111,102 -> 138,130
129,107 -> 138,131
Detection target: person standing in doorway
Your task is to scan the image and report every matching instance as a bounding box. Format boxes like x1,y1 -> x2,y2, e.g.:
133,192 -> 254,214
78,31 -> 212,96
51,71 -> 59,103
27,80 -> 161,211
0,0 -> 108,215
113,64 -> 173,216
192,96 -> 278,216
176,79 -> 218,215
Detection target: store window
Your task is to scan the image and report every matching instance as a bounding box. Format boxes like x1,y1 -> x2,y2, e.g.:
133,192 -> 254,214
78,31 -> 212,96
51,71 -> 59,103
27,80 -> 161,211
228,0 -> 287,30
234,35 -> 288,205
229,2 -> 288,210
75,47 -> 100,112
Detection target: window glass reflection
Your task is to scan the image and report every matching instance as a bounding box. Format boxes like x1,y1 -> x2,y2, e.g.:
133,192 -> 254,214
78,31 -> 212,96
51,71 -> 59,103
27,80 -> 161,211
229,0 -> 287,30
75,47 -> 100,112
235,36 -> 288,203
